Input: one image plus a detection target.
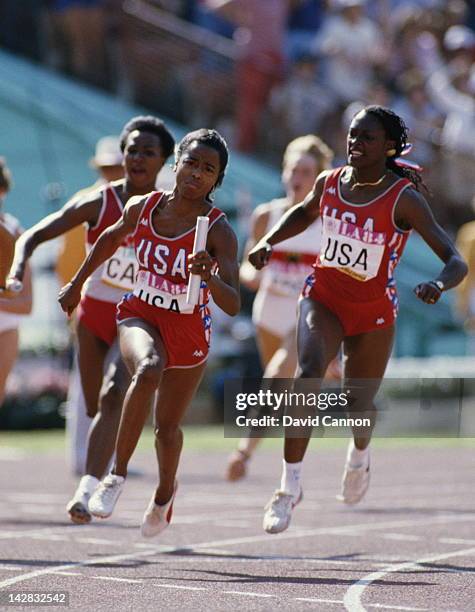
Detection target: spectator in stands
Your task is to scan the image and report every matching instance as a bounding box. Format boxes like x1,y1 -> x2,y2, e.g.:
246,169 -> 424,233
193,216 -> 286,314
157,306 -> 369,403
44,0 -> 108,86
286,0 -> 325,62
206,0 -> 291,152
0,159 -> 33,406
315,0 -> 386,104
267,53 -> 333,155
455,194 -> 475,349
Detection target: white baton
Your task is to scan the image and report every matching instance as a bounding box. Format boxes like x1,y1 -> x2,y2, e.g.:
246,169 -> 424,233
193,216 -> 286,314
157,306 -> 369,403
186,215 -> 209,306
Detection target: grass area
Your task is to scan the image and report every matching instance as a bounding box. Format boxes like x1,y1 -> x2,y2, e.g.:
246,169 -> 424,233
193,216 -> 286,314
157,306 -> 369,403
0,426 -> 474,454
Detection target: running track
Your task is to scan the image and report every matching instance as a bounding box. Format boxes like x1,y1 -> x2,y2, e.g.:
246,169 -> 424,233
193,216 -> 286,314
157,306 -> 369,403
0,442 -> 474,611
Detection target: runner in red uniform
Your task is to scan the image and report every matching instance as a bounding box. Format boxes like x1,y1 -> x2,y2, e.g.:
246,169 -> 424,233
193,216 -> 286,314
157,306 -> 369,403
10,116 -> 175,523
58,129 -> 240,538
249,106 -> 467,534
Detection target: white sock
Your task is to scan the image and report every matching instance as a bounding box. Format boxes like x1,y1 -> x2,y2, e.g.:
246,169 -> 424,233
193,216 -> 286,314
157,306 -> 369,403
280,459 -> 302,500
78,474 -> 99,495
347,440 -> 369,469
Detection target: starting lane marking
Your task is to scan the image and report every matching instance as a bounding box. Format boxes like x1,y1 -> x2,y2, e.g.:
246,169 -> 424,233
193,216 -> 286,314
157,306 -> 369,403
1,513 -> 475,592
343,545 -> 475,612
154,584 -> 207,591
381,534 -> 423,542
91,576 -> 143,584
223,591 -> 273,598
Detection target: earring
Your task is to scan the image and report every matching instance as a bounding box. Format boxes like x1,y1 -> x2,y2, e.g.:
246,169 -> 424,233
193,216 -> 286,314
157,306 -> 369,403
386,149 -> 397,157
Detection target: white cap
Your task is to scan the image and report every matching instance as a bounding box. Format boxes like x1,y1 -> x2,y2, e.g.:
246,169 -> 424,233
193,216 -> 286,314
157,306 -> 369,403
444,25 -> 475,52
90,136 -> 123,167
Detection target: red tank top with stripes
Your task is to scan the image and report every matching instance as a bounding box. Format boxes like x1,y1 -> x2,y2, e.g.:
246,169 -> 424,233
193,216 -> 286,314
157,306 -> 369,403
83,184 -> 136,303
313,167 -> 412,302
132,191 -> 225,315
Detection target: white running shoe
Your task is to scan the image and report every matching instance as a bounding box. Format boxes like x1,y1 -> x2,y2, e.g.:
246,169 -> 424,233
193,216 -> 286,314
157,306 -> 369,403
337,461 -> 370,505
141,482 -> 178,538
88,473 -> 125,518
66,475 -> 99,525
263,488 -> 303,534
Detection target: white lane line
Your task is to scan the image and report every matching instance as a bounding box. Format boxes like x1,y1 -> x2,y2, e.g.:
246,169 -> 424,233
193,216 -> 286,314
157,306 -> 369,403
343,546 -> 475,612
51,572 -> 83,577
438,537 -> 475,545
91,576 -> 143,584
223,591 -> 273,598
296,598 -> 343,604
75,538 -> 121,546
367,605 -> 429,611
2,513 -> 475,590
381,534 -> 423,542
155,584 -> 207,591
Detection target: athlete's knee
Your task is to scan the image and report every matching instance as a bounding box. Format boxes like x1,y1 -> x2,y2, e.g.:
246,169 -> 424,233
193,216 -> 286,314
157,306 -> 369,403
154,424 -> 182,445
133,356 -> 163,390
298,350 -> 327,379
99,379 -> 124,412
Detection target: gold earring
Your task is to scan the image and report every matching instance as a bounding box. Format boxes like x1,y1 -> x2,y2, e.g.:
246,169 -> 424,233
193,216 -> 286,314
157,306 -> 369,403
386,149 -> 397,157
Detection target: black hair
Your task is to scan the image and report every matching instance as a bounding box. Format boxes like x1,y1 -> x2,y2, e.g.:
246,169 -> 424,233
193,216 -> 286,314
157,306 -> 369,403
0,157 -> 12,192
175,129 -> 229,197
119,115 -> 175,160
363,105 -> 426,192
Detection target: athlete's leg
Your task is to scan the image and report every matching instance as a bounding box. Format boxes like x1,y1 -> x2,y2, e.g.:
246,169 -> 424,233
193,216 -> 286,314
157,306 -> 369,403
337,325 -> 395,504
343,325 -> 395,449
113,318 -> 167,477
0,329 -> 19,405
152,363 -> 207,504
85,341 -> 130,479
225,324 -> 281,480
285,297 -> 344,463
76,319 -> 109,418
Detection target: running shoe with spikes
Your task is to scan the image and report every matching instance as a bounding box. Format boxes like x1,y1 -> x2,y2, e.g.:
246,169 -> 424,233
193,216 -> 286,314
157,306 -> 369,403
88,473 -> 125,518
141,481 -> 178,538
337,460 -> 370,505
263,488 -> 303,534
66,475 -> 99,525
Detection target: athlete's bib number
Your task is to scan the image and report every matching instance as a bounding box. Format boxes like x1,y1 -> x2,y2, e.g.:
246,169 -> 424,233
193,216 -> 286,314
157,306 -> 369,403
320,216 -> 385,282
101,246 -> 137,290
133,271 -> 194,314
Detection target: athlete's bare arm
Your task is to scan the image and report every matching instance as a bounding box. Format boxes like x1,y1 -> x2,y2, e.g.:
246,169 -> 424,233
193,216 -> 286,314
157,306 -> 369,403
395,188 -> 468,304
248,170 -> 330,270
188,217 -> 240,316
10,190 -> 103,282
239,204 -> 271,291
58,196 -> 144,315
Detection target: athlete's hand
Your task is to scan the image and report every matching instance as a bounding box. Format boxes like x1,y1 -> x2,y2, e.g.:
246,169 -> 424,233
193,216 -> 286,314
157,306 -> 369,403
248,241 -> 272,270
58,281 -> 82,316
188,250 -> 213,281
414,282 -> 442,305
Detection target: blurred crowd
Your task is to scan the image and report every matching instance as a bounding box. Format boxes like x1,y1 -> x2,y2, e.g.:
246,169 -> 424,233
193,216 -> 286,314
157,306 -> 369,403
0,0 -> 474,224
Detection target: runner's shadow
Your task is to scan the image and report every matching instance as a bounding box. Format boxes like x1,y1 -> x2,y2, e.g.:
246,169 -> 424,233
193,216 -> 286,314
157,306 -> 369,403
154,568 -> 431,587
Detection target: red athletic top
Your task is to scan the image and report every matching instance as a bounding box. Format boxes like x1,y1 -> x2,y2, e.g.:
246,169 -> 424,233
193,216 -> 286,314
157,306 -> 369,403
132,191 -> 225,315
313,167 -> 412,302
83,185 -> 136,303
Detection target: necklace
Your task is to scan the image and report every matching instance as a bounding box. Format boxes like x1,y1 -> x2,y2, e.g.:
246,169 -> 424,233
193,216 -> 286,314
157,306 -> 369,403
349,169 -> 387,190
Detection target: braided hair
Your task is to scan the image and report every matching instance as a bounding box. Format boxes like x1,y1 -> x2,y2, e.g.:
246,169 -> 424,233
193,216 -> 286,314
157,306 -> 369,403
364,105 -> 425,193
175,129 -> 229,200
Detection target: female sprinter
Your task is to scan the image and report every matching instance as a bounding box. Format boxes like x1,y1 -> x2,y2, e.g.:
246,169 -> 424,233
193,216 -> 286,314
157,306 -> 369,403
226,135 -> 338,481
0,159 -> 33,405
58,129 -> 240,538
10,116 -> 175,523
249,106 -> 467,534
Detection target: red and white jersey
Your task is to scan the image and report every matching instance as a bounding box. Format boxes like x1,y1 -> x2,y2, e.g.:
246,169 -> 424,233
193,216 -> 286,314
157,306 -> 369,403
132,192 -> 225,315
82,185 -> 137,303
260,198 -> 322,298
313,167 -> 412,302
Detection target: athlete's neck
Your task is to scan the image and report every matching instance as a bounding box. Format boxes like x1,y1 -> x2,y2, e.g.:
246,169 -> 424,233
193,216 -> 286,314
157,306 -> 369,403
348,164 -> 388,186
167,188 -> 212,215
122,178 -> 156,199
